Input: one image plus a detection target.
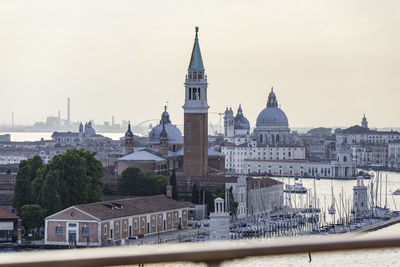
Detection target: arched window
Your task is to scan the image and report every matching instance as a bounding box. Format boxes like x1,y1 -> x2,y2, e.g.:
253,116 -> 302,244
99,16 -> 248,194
193,88 -> 197,100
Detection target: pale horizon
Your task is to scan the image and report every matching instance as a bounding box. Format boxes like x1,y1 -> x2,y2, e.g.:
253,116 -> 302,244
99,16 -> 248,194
1,0 -> 399,129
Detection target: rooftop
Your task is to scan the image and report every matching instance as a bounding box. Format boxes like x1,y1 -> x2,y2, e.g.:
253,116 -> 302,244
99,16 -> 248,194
76,195 -> 189,220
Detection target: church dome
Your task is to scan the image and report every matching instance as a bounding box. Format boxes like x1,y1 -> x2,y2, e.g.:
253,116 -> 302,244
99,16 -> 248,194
234,104 -> 250,130
148,106 -> 183,144
256,87 -> 289,127
148,123 -> 183,144
256,107 -> 288,127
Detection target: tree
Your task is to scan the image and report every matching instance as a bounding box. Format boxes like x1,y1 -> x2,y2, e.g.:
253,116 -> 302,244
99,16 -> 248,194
307,127 -> 332,136
117,167 -> 168,196
12,155 -> 43,213
191,184 -> 200,204
33,149 -> 105,214
169,170 -> 178,200
19,204 -> 47,235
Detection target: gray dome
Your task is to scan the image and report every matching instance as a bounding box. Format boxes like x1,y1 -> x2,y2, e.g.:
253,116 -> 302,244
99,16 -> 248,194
234,105 -> 250,130
148,123 -> 183,144
234,116 -> 250,130
256,107 -> 288,127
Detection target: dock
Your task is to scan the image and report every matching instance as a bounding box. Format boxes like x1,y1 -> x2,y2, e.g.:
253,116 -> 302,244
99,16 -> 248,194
354,216 -> 400,233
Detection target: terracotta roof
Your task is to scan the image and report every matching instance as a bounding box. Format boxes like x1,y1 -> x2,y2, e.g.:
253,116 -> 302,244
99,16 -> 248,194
76,195 -> 189,220
0,207 -> 19,220
246,176 -> 282,188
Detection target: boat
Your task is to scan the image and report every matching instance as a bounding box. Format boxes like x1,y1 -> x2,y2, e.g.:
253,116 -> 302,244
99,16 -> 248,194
284,182 -> 307,194
393,189 -> 400,195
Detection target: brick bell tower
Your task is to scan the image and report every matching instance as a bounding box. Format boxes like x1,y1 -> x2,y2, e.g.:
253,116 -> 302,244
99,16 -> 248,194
183,27 -> 209,177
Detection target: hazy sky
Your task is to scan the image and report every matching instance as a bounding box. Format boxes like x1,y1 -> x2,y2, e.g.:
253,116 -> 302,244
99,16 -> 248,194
1,0 -> 399,129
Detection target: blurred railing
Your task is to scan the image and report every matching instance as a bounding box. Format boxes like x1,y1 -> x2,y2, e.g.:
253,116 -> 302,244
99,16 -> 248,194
1,235 -> 400,267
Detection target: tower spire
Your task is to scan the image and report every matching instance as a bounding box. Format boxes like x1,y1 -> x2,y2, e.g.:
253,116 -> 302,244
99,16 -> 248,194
188,26 -> 204,70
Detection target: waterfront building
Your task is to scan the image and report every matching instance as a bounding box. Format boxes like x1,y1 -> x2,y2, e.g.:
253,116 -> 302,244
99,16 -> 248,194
244,145 -> 356,179
388,140 -> 400,170
351,143 -> 388,167
44,195 -> 189,246
222,142 -> 306,174
336,115 -> 400,145
0,207 -> 21,244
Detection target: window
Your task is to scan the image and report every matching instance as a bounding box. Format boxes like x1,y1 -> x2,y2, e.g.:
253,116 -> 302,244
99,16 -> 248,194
56,226 -> 63,235
193,88 -> 197,100
104,225 -> 108,235
82,226 -> 89,235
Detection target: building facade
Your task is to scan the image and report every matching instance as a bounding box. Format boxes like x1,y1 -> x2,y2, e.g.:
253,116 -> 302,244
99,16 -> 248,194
45,195 -> 189,246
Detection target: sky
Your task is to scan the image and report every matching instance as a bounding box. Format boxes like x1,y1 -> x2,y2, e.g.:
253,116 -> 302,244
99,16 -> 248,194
0,0 -> 399,129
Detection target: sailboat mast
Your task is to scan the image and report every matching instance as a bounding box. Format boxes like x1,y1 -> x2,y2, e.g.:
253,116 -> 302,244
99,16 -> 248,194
385,174 -> 388,209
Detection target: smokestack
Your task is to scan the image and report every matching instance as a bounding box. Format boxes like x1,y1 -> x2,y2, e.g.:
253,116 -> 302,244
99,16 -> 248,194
67,97 -> 70,125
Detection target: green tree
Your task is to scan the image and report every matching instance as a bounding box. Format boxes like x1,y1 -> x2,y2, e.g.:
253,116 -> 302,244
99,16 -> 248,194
12,155 -> 43,213
307,127 -> 332,136
169,170 -> 178,200
117,167 -> 168,196
191,183 -> 200,204
33,149 -> 105,214
19,204 -> 47,235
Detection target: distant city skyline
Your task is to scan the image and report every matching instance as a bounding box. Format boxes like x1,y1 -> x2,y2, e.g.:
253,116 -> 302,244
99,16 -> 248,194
1,0 -> 399,128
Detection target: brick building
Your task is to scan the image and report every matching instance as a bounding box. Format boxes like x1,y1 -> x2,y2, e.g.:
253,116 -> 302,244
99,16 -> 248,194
45,195 -> 189,246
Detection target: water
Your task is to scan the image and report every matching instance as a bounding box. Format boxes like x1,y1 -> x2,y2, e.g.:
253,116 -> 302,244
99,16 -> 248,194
0,132 -> 124,141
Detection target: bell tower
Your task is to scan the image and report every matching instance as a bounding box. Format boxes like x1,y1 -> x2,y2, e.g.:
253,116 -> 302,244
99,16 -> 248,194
183,27 -> 209,177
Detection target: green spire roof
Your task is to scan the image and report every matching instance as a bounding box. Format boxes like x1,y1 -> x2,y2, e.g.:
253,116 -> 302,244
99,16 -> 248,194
188,26 -> 204,70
